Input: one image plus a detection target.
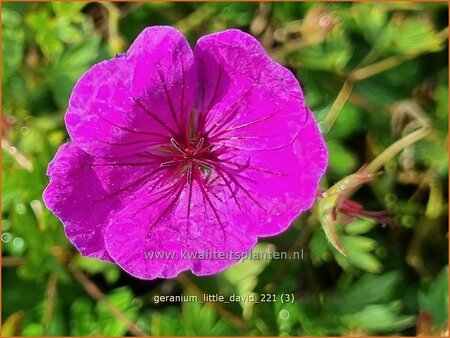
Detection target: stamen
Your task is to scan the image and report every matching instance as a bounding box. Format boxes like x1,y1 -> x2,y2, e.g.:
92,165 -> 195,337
170,138 -> 185,154
193,137 -> 205,155
160,160 -> 179,167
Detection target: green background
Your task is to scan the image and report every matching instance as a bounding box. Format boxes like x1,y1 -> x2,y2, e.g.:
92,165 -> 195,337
2,2 -> 448,336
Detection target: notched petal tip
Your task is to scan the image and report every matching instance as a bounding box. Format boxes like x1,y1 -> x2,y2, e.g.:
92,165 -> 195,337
127,25 -> 190,58
65,24 -> 196,158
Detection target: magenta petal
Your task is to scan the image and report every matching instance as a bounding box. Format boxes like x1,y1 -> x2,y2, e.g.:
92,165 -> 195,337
43,142 -> 159,261
194,29 -> 307,150
103,113 -> 326,279
104,179 -> 257,279
44,26 -> 328,280
66,26 -> 196,157
219,112 -> 328,237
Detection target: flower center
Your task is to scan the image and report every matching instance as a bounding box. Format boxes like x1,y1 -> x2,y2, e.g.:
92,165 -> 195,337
156,135 -> 216,184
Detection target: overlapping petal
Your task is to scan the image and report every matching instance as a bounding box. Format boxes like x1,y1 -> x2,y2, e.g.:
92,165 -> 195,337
103,113 -> 326,278
43,142 -> 161,261
213,112 -> 328,238
194,29 -> 307,151
104,178 -> 256,278
65,26 -> 196,157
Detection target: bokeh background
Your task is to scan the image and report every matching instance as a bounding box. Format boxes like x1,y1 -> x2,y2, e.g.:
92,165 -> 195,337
2,2 -> 448,336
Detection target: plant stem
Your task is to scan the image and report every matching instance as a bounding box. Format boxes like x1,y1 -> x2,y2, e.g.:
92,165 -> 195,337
68,264 -> 148,337
350,54 -> 415,81
43,274 -> 58,335
365,125 -> 431,174
323,80 -> 355,132
2,138 -> 33,172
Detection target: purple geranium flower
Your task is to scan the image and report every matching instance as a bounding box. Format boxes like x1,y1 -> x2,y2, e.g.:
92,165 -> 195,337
43,27 -> 327,279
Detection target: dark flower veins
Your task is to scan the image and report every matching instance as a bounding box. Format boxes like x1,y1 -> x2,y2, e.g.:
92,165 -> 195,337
43,27 -> 328,279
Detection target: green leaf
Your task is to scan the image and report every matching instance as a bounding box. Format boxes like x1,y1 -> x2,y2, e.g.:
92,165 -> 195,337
380,16 -> 445,55
352,3 -> 388,43
435,70 -> 449,128
326,103 -> 362,139
344,218 -> 377,235
214,3 -> 258,26
341,302 -> 415,333
48,36 -> 101,108
224,242 -> 274,292
25,9 -> 63,57
55,21 -> 84,44
415,139 -> 448,171
419,266 -> 448,326
51,2 -> 86,22
96,287 -> 140,336
341,235 -> 378,252
2,8 -> 25,84
326,140 -> 358,176
310,226 -> 333,265
70,298 -> 97,336
150,307 -> 185,336
22,323 -> 44,336
334,271 -> 402,313
344,250 -> 383,273
73,256 -> 120,284
223,243 -> 274,318
182,300 -> 235,335
295,30 -> 353,72
274,301 -> 299,336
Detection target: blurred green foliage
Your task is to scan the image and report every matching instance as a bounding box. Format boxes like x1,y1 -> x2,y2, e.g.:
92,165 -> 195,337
2,2 -> 448,336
